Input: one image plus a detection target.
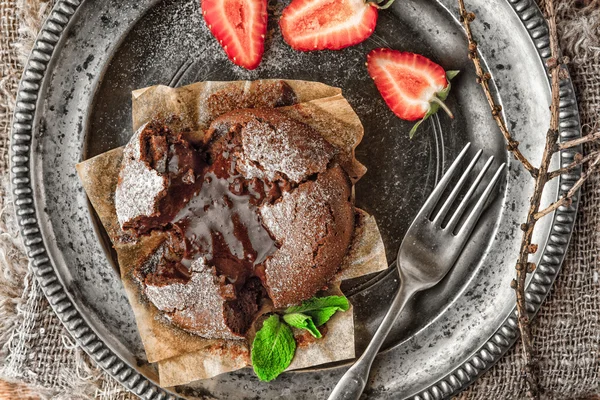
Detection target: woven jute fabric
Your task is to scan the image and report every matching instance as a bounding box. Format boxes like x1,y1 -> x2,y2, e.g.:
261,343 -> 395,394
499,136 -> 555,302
0,0 -> 598,399
458,1 -> 600,399
0,0 -> 136,398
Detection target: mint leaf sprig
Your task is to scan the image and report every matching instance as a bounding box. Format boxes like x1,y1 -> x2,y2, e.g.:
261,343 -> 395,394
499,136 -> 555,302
284,295 -> 350,336
251,295 -> 350,381
251,315 -> 296,382
283,313 -> 321,338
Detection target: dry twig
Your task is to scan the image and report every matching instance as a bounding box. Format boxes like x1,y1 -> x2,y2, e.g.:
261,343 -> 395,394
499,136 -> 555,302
536,151 -> 600,220
456,0 -> 537,177
556,131 -> 600,151
547,150 -> 600,180
457,0 -> 600,398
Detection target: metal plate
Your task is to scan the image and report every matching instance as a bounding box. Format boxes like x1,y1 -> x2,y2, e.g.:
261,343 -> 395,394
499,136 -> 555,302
10,0 -> 581,398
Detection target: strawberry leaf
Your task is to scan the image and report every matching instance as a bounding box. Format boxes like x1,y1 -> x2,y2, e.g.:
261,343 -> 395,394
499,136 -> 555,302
410,100 -> 442,139
412,71 -> 457,139
409,119 -> 425,139
437,82 -> 452,102
371,0 -> 396,9
446,70 -> 460,81
251,315 -> 296,382
283,313 -> 322,338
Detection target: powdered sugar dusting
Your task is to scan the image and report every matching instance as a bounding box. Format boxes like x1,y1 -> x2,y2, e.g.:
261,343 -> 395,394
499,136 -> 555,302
144,257 -> 241,340
129,0 -> 377,100
259,166 -> 353,307
238,118 -> 332,183
260,174 -> 334,245
115,123 -> 166,227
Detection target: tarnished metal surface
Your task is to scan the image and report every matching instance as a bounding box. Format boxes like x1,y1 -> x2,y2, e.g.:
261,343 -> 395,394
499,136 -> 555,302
10,0 -> 581,398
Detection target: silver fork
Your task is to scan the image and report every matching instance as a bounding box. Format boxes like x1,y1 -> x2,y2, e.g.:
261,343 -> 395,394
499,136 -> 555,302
328,143 -> 506,400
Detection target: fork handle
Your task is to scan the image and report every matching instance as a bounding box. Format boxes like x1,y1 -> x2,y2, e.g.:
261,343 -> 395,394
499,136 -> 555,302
328,281 -> 416,400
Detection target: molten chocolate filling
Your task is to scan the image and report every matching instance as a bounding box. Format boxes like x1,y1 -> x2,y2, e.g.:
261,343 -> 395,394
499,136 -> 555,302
121,124 -> 205,234
171,130 -> 282,288
131,120 -> 288,337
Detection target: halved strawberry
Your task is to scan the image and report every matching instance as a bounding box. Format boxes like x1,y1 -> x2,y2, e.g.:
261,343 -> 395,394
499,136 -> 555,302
279,0 -> 380,51
367,48 -> 459,137
201,0 -> 268,70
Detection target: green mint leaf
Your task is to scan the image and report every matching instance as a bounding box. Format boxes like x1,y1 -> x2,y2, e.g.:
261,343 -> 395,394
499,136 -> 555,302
285,295 -> 349,314
285,295 -> 349,327
283,313 -> 322,338
251,315 -> 296,382
306,306 -> 341,327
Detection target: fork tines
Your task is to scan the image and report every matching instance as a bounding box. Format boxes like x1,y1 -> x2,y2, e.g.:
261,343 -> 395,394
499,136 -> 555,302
421,143 -> 506,236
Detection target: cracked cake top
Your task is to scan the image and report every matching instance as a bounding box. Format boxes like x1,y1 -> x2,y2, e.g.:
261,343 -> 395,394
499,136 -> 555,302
114,107 -> 354,340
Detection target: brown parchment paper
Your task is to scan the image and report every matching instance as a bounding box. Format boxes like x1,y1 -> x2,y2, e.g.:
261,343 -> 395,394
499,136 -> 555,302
131,80 -> 365,183
156,212 -> 374,387
131,80 -> 342,146
76,80 -> 387,386
157,284 -> 355,387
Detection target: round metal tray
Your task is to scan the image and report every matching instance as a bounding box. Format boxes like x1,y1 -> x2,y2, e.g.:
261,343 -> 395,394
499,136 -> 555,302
10,0 -> 581,398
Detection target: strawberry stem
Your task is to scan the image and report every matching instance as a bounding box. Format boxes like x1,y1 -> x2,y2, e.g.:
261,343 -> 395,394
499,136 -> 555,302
431,96 -> 454,119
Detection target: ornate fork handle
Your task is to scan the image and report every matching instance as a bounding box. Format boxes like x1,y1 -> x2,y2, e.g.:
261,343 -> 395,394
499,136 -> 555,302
328,281 -> 416,400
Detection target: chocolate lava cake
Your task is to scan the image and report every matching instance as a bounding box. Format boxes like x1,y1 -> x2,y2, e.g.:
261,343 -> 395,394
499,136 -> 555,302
115,107 -> 355,340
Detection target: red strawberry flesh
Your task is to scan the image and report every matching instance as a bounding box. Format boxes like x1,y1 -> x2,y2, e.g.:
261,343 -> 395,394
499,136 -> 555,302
202,0 -> 267,70
367,49 -> 449,121
280,0 -> 378,51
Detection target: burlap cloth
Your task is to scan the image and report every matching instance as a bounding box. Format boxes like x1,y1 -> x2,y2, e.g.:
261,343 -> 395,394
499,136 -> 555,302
0,0 -> 598,399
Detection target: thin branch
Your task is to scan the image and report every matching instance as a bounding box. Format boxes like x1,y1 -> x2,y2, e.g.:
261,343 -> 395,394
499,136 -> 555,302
512,131 -> 555,400
513,5 -> 562,398
556,131 -> 600,151
535,151 -> 600,220
547,151 -> 600,180
457,0 -> 568,398
456,0 -> 538,177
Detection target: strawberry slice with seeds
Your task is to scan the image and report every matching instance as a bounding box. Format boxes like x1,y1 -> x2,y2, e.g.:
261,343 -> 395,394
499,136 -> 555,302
367,48 -> 459,137
201,0 -> 268,70
279,0 -> 380,51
